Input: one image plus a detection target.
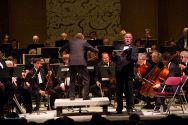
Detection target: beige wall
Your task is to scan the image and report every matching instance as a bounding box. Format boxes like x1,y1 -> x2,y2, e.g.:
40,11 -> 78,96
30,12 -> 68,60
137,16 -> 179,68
8,0 -> 188,47
46,0 -> 121,42
9,0 -> 47,48
120,0 -> 158,41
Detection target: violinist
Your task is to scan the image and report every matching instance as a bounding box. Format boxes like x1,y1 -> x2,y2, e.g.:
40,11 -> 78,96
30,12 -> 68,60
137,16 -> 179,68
153,52 -> 180,112
25,58 -> 47,112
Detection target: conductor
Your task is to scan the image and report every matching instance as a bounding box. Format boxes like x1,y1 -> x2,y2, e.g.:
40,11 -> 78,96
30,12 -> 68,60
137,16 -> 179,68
60,33 -> 98,100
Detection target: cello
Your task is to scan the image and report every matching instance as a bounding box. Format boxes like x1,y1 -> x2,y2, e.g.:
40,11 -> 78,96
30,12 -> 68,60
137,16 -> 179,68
139,52 -> 178,98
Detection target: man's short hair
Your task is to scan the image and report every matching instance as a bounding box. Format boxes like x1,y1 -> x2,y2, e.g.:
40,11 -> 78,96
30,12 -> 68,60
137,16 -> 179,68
180,51 -> 188,57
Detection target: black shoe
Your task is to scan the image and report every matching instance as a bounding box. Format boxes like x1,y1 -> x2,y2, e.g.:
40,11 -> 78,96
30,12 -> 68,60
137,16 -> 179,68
127,109 -> 133,114
83,97 -> 90,100
70,96 -> 75,100
163,105 -> 168,112
143,104 -> 154,109
116,110 -> 122,114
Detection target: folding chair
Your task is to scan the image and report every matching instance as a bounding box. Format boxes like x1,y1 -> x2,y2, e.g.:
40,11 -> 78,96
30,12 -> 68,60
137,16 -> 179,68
155,75 -> 188,114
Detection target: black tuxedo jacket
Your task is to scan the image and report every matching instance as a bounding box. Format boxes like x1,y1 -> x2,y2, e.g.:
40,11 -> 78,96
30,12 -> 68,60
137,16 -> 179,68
115,44 -> 138,77
94,61 -> 116,83
25,67 -> 46,91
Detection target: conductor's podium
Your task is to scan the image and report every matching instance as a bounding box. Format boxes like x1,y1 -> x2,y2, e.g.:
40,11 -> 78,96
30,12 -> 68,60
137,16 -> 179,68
55,97 -> 109,116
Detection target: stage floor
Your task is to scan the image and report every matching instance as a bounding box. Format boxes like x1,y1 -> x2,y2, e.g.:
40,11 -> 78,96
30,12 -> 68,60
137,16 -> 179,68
18,101 -> 188,123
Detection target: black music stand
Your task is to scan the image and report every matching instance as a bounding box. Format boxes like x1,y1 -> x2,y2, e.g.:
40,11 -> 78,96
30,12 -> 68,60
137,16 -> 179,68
140,39 -> 158,48
98,66 -> 116,106
55,40 -> 69,47
27,43 -> 44,52
97,45 -> 115,58
113,40 -> 123,48
11,48 -> 27,64
12,64 -> 26,77
22,54 -> 42,65
87,39 -> 103,47
39,47 -> 59,59
0,43 -> 12,57
138,47 -> 147,53
56,65 -> 70,98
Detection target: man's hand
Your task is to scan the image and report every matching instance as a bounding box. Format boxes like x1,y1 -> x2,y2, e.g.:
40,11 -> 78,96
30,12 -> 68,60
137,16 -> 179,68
39,90 -> 46,96
153,84 -> 160,89
96,81 -> 101,87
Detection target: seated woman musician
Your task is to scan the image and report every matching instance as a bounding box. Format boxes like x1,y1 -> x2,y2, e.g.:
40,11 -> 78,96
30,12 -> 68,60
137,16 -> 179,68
90,52 -> 116,102
152,52 -> 181,112
134,53 -> 153,108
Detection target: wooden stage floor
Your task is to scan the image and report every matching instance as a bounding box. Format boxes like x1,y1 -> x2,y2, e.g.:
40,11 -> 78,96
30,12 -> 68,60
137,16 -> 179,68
18,101 -> 188,123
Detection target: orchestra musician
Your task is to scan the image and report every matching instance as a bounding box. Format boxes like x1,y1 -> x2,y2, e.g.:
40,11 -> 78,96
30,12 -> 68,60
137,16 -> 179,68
24,58 -> 47,111
90,52 -> 116,102
179,51 -> 188,100
114,32 -> 138,114
152,52 -> 180,112
0,50 -> 17,117
16,69 -> 33,113
134,53 -> 153,108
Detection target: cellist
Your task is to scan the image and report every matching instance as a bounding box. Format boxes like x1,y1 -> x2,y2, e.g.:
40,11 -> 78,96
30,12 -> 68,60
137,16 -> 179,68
134,53 -> 153,109
153,52 -> 180,112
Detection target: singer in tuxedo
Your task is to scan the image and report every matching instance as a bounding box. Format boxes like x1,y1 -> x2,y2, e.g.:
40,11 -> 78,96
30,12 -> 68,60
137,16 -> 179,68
60,33 -> 98,100
115,32 -> 138,114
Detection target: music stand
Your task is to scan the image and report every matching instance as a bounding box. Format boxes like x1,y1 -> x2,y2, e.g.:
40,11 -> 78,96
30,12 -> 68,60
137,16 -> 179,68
140,39 -> 158,48
138,47 -> 147,53
113,40 -> 123,48
22,54 -> 42,65
87,39 -> 103,47
160,46 -> 176,54
55,40 -> 69,47
97,45 -> 115,58
27,43 -> 44,52
0,43 -> 12,57
98,66 -> 116,105
11,48 -> 27,63
12,64 -> 26,77
37,47 -> 60,59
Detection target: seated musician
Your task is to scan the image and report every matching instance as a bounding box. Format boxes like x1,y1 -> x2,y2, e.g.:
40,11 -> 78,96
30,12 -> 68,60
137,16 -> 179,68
24,58 -> 47,111
134,53 -> 153,108
179,51 -> 188,100
16,69 -> 33,113
0,50 -> 17,116
90,52 -> 116,103
24,58 -> 62,111
153,52 -> 180,112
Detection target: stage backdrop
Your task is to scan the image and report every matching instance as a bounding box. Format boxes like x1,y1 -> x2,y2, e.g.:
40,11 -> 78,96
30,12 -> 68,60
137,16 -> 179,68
46,0 -> 121,42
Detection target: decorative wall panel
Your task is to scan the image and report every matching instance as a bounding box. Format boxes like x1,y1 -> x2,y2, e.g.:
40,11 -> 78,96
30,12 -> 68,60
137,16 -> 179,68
46,0 -> 121,41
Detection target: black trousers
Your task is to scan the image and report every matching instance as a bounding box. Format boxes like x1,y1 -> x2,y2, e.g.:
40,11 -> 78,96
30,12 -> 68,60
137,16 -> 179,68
0,79 -> 16,116
69,65 -> 90,99
116,73 -> 134,112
